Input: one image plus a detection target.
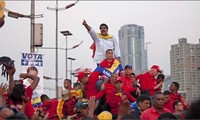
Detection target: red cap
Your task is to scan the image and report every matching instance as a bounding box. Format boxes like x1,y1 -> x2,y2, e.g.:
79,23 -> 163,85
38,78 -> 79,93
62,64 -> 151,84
77,72 -> 87,82
115,77 -> 123,83
151,65 -> 161,73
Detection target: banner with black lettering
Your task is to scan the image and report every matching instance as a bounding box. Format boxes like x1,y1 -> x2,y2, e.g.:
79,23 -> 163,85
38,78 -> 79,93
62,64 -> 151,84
21,53 -> 43,108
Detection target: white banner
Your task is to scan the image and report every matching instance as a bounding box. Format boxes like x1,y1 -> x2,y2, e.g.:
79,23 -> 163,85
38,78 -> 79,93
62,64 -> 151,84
21,53 -> 43,106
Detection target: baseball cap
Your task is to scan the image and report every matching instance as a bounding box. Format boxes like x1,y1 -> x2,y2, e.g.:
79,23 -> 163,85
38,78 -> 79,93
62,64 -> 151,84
151,65 -> 161,73
75,99 -> 89,109
77,72 -> 87,82
97,111 -> 112,120
115,77 -> 123,83
124,64 -> 132,69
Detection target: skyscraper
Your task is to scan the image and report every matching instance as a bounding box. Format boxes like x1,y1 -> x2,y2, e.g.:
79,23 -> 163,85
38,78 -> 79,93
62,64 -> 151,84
118,24 -> 147,74
170,38 -> 200,103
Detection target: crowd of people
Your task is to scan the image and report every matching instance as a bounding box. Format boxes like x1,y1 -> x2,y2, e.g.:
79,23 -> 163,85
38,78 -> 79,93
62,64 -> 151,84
0,20 -> 200,120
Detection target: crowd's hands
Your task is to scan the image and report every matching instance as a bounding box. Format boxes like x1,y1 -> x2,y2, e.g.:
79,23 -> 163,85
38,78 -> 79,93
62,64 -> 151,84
0,83 -> 8,106
116,57 -> 122,63
154,81 -> 163,90
88,96 -> 98,118
66,114 -> 77,120
136,87 -> 141,96
82,19 -> 87,26
82,19 -> 91,31
0,83 -> 8,95
117,99 -> 133,120
19,73 -> 29,80
7,65 -> 16,77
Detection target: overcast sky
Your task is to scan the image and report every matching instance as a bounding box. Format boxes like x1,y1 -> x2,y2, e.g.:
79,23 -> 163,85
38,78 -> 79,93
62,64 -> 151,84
1,1 -> 200,97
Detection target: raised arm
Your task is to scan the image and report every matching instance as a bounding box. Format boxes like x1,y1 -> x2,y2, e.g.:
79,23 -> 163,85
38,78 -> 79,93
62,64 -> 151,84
82,19 -> 99,42
19,73 -> 40,91
7,65 -> 16,95
82,19 -> 91,31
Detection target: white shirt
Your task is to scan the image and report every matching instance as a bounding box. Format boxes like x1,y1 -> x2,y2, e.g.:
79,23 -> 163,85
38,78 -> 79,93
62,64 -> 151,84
88,28 -> 121,63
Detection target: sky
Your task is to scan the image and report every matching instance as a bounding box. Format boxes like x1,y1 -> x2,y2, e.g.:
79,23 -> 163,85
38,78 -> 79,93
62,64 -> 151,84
1,1 -> 200,97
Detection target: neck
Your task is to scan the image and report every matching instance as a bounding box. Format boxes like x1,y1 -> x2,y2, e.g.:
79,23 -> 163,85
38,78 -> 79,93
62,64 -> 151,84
107,58 -> 113,62
171,91 -> 177,94
153,105 -> 163,112
116,88 -> 122,93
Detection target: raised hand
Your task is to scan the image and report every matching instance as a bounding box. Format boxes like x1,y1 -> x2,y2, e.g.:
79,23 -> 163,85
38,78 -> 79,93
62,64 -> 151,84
0,83 -> 8,95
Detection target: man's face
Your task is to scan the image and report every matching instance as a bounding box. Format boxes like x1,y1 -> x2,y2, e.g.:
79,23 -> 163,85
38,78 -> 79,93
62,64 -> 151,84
80,106 -> 89,117
80,77 -> 88,85
64,80 -> 71,89
157,77 -> 164,83
100,25 -> 108,36
125,67 -> 132,75
106,50 -> 114,60
152,69 -> 159,77
138,100 -> 150,111
175,102 -> 184,111
164,94 -> 170,103
153,94 -> 165,109
114,81 -> 123,90
130,74 -> 136,84
170,83 -> 176,92
110,74 -> 118,84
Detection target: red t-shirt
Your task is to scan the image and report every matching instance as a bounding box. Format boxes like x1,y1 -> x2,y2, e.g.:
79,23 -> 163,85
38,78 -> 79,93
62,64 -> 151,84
122,75 -> 137,92
7,86 -> 35,118
170,92 -> 188,110
140,106 -> 171,120
136,72 -> 157,96
41,99 -> 59,119
85,72 -> 100,99
107,89 -> 136,115
163,99 -> 174,112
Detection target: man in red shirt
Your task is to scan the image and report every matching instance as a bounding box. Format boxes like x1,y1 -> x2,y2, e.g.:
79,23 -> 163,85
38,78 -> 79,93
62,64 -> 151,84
140,91 -> 171,120
107,77 -> 136,119
163,90 -> 174,112
169,82 -> 188,110
39,94 -> 58,119
136,65 -> 162,96
173,101 -> 185,119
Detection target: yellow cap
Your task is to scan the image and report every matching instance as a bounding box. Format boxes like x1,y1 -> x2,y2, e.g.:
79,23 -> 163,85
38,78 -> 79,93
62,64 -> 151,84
0,0 -> 5,18
97,111 -> 112,120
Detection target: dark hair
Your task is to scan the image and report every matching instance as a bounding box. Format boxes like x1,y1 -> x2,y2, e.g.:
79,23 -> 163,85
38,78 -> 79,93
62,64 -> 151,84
106,49 -> 113,54
158,112 -> 177,119
40,94 -> 50,103
10,84 -> 25,105
163,90 -> 170,95
157,74 -> 165,79
172,82 -> 179,90
136,94 -> 150,104
64,79 -> 72,84
172,101 -> 180,109
73,82 -> 81,88
153,91 -> 163,99
130,72 -> 135,76
99,23 -> 108,29
185,99 -> 200,119
27,66 -> 38,74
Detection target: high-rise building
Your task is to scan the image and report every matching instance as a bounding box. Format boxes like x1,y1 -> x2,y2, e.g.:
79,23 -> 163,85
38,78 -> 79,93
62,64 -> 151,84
170,38 -> 200,103
118,24 -> 147,74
